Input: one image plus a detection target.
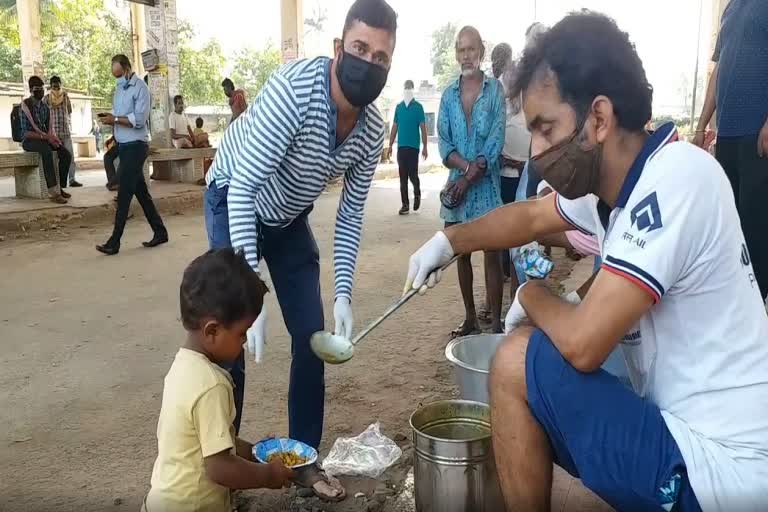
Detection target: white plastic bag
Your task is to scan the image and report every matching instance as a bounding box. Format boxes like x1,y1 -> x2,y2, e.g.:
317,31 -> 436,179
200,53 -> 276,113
321,422 -> 402,478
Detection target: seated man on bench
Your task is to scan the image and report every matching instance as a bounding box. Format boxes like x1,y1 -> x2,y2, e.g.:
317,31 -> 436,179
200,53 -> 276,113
19,75 -> 73,204
169,94 -> 195,149
405,11 -> 768,511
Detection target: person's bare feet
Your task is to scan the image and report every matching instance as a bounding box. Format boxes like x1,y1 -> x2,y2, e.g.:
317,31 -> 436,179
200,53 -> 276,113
450,319 -> 481,339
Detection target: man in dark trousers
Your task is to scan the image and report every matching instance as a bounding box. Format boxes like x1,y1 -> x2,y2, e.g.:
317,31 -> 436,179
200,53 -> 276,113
694,0 -> 768,304
387,79 -> 428,215
96,54 -> 167,255
19,75 -> 72,204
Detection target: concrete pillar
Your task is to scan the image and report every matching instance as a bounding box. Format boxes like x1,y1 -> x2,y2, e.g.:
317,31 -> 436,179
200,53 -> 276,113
143,0 -> 180,148
130,2 -> 147,77
281,0 -> 304,63
17,0 -> 44,85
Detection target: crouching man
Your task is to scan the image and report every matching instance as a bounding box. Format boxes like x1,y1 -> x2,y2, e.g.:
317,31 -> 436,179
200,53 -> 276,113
404,11 -> 768,512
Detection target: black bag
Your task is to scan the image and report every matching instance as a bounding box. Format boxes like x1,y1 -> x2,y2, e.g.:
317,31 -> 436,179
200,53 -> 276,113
10,103 -> 23,142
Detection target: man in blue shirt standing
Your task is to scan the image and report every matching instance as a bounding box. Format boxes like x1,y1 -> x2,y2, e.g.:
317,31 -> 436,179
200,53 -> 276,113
387,80 -> 427,215
695,0 -> 768,302
96,54 -> 167,255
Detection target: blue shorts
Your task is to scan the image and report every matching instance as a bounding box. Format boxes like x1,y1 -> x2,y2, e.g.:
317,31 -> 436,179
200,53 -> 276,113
525,329 -> 701,512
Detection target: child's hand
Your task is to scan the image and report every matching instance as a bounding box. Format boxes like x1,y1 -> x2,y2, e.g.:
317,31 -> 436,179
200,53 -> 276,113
265,459 -> 294,489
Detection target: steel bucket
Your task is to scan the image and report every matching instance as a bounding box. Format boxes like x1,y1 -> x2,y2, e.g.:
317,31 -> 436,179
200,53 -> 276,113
409,400 -> 504,512
445,334 -> 506,403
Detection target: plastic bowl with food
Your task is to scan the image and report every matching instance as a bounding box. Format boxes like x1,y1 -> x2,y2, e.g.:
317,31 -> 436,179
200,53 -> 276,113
253,437 -> 318,469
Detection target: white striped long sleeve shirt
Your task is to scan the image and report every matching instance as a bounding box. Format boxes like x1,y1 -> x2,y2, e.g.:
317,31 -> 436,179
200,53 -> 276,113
206,57 -> 385,300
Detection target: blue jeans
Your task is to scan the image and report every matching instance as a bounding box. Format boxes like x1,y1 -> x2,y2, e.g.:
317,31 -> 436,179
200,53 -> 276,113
526,330 -> 701,512
204,182 -> 244,433
261,209 -> 325,449
204,183 -> 325,448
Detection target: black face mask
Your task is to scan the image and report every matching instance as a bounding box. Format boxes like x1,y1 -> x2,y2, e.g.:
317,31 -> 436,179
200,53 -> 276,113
335,50 -> 389,108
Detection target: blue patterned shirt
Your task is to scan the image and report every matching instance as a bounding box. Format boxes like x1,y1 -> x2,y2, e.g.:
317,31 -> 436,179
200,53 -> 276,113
438,74 -> 506,223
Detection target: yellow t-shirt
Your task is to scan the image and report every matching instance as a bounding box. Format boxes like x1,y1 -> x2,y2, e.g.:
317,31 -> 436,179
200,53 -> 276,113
193,127 -> 206,136
145,348 -> 236,512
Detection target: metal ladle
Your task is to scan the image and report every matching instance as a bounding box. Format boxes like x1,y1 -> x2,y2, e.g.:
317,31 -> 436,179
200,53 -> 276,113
310,256 -> 459,364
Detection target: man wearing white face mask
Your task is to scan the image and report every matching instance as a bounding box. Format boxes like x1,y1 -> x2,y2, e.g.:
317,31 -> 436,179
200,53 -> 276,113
387,80 -> 428,215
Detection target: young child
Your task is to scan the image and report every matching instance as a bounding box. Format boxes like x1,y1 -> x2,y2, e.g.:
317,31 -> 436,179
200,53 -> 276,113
143,248 -> 293,511
193,117 -> 211,148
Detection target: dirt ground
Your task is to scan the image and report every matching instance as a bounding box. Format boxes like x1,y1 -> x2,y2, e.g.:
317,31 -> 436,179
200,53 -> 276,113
0,175 -> 585,512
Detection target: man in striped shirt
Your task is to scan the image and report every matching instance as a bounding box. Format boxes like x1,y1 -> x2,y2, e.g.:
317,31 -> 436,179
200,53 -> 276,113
204,0 -> 396,500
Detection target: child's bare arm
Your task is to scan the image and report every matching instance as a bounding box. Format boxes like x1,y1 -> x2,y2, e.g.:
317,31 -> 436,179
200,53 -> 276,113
235,437 -> 255,461
204,450 -> 293,490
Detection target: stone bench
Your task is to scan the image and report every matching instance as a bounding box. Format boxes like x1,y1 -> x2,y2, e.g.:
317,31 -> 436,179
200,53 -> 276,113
0,150 -> 59,199
145,147 -> 217,184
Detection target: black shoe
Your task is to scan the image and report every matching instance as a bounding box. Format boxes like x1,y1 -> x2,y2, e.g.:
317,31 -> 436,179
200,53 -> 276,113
142,233 -> 169,248
414,195 -> 421,211
96,243 -> 119,255
399,205 -> 409,215
69,180 -> 83,187
60,189 -> 71,199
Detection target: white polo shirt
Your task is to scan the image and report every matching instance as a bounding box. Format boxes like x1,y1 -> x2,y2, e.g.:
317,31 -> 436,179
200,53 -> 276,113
556,123 -> 768,511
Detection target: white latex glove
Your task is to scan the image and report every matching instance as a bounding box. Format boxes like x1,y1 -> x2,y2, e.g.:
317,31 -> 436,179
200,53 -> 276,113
245,308 -> 267,363
505,282 -> 530,334
562,290 -> 582,305
405,231 -> 455,295
334,297 -> 354,340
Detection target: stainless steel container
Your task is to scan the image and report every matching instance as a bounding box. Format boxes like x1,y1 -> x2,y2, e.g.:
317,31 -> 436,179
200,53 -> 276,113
409,400 -> 504,512
445,334 -> 506,403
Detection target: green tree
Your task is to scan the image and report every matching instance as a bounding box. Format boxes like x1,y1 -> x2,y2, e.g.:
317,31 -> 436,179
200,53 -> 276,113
41,0 -> 132,105
177,19 -> 225,106
231,45 -> 281,102
0,10 -> 21,81
0,0 -> 57,82
431,22 -> 458,90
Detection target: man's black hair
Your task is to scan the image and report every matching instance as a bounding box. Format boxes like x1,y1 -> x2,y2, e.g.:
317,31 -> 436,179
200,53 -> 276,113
491,43 -> 513,79
221,78 -> 234,89
180,248 -> 268,330
28,75 -> 44,90
404,79 -> 414,89
343,0 -> 397,39
195,117 -> 204,128
511,10 -> 653,131
50,76 -> 61,85
173,94 -> 183,104
111,54 -> 131,70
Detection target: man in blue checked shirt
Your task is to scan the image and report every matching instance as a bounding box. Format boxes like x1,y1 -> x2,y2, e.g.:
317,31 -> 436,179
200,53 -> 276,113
203,0 -> 396,500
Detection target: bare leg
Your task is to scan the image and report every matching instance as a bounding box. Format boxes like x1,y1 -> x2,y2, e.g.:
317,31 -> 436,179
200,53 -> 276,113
484,250 -> 504,333
490,327 -> 553,511
454,253 -> 478,335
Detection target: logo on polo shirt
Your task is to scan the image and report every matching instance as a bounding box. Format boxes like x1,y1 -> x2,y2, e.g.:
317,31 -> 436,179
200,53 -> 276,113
630,192 -> 663,233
